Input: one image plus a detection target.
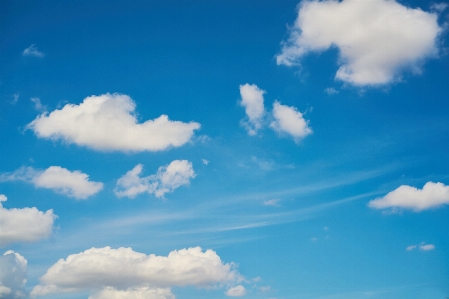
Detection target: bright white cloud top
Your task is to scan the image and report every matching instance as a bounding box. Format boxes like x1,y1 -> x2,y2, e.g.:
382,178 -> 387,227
0,195 -> 56,247
239,83 -> 266,135
1,166 -> 103,199
0,250 -> 28,299
115,160 -> 195,198
225,285 -> 247,297
369,181 -> 449,211
27,93 -> 201,152
270,101 -> 312,142
276,0 -> 442,86
31,246 -> 241,298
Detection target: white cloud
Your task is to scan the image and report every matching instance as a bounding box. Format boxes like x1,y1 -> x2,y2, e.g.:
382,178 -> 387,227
115,160 -> 195,199
406,243 -> 435,251
225,285 -> 246,297
0,251 -> 27,299
89,287 -> 175,299
31,246 -> 241,298
263,199 -> 280,207
22,44 -> 44,58
0,195 -> 56,247
202,159 -> 209,166
239,84 -> 266,135
1,166 -> 103,199
30,98 -> 46,112
270,101 -> 312,142
324,87 -> 338,95
420,244 -> 435,251
27,93 -> 200,152
276,0 -> 442,86
368,181 -> 449,212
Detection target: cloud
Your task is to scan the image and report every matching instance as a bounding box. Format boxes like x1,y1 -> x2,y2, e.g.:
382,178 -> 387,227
202,159 -> 209,166
88,287 -> 175,299
22,44 -> 44,58
31,246 -> 241,298
225,285 -> 246,297
368,181 -> 449,212
27,93 -> 200,152
115,160 -> 195,199
1,166 -> 103,199
30,98 -> 46,112
276,0 -> 442,86
263,199 -> 280,207
270,101 -> 312,142
239,84 -> 266,135
324,87 -> 338,95
0,251 -> 28,299
0,195 -> 56,247
259,286 -> 271,292
406,243 -> 435,251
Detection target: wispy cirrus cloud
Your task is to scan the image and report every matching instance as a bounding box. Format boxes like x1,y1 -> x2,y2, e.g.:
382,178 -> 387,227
22,44 -> 45,58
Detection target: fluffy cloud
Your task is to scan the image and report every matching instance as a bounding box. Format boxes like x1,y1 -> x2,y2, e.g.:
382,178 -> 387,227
368,182 -> 449,212
22,44 -> 44,58
276,0 -> 442,86
89,287 -> 175,299
406,243 -> 435,251
0,195 -> 56,247
0,251 -> 27,299
115,160 -> 195,199
1,166 -> 103,199
225,285 -> 246,297
270,101 -> 312,142
31,246 -> 241,298
27,93 -> 200,152
239,84 -> 266,135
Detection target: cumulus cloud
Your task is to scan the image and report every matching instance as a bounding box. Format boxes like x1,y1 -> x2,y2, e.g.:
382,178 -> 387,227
276,0 -> 442,86
0,195 -> 56,247
27,93 -> 200,152
89,287 -> 175,299
0,251 -> 28,299
270,101 -> 312,142
1,166 -> 103,199
31,246 -> 241,298
115,160 -> 195,199
239,84 -> 266,135
22,44 -> 44,58
368,181 -> 449,212
225,285 -> 246,297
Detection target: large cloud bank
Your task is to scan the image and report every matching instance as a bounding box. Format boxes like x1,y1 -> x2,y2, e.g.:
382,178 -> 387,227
31,246 -> 241,298
27,93 -> 200,152
276,0 -> 442,86
0,251 -> 28,299
369,181 -> 449,212
1,166 -> 103,199
115,160 -> 195,198
0,195 -> 56,247
239,84 -> 312,141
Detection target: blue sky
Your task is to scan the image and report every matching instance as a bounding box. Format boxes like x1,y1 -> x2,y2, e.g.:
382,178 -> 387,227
1,0 -> 449,298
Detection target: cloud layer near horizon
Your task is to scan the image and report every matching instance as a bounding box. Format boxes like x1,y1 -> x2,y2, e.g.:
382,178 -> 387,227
276,0 -> 442,86
31,246 -> 241,298
369,181 -> 449,211
27,93 -> 201,152
0,195 -> 56,247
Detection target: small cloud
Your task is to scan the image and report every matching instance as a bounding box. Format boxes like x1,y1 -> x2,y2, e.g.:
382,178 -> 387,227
406,245 -> 417,251
251,156 -> 274,171
324,87 -> 339,95
263,199 -> 280,207
22,44 -> 45,58
239,83 -> 266,136
310,237 -> 318,242
430,2 -> 448,13
252,277 -> 261,283
420,243 -> 435,251
323,226 -> 329,231
226,285 -> 246,297
369,181 -> 449,212
259,286 -> 271,292
115,160 -> 195,199
11,94 -> 19,104
202,159 -> 209,166
270,101 -> 312,143
30,97 -> 47,112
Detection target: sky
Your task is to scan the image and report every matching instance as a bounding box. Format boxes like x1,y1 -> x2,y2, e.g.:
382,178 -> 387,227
1,0 -> 449,298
